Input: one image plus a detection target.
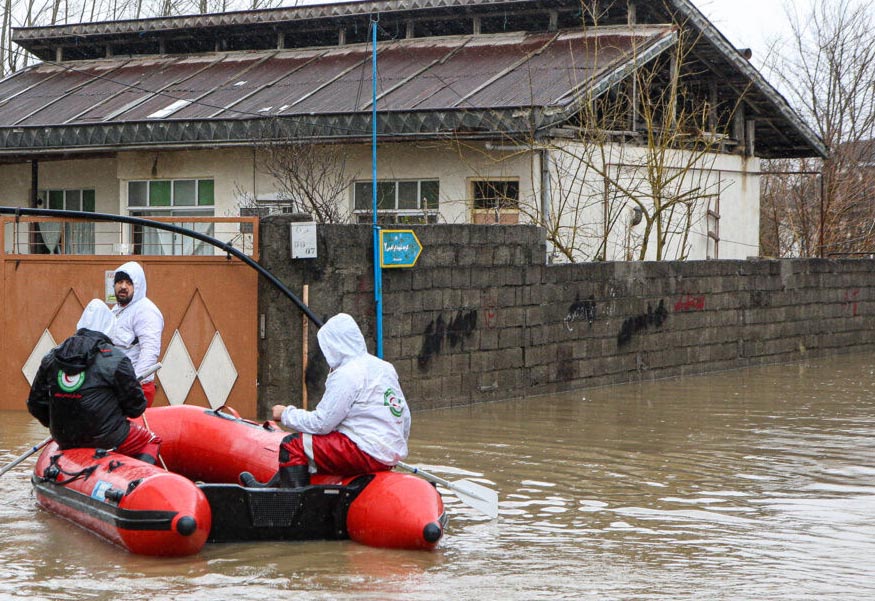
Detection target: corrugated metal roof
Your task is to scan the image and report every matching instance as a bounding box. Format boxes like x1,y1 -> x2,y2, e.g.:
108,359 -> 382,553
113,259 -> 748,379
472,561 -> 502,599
3,0 -> 827,158
0,27 -> 672,135
0,0 -> 828,159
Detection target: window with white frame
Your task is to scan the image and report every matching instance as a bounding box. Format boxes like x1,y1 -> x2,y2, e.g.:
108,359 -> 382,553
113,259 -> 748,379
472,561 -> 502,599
706,194 -> 720,260
127,179 -> 214,255
39,189 -> 96,254
471,179 -> 520,224
353,179 -> 439,224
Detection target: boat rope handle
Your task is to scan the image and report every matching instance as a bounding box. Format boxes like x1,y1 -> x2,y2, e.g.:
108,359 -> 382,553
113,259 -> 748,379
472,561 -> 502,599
42,454 -> 98,485
215,405 -> 241,419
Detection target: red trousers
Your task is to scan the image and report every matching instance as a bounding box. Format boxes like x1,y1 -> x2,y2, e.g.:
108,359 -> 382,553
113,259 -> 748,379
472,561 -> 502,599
279,431 -> 390,477
117,423 -> 162,460
141,381 -> 156,408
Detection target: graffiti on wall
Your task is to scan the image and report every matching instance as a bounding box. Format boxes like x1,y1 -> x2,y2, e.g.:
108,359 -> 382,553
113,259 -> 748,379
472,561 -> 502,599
564,294 -> 597,332
482,290 -> 497,328
417,309 -> 478,370
617,300 -> 668,347
674,294 -> 705,312
845,288 -> 860,316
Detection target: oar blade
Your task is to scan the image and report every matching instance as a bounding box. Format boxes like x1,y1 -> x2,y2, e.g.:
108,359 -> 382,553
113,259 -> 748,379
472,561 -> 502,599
393,459 -> 499,519
449,478 -> 499,519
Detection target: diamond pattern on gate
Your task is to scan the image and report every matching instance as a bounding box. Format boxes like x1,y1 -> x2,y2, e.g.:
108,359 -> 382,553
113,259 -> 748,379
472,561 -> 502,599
159,330 -> 198,405
157,289 -> 238,407
198,331 -> 237,409
22,330 -> 58,386
19,287 -> 239,406
21,290 -> 87,386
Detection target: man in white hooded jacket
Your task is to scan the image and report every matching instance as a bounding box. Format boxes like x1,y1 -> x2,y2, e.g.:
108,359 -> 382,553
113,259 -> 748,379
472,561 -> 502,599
240,313 -> 410,488
111,261 -> 164,407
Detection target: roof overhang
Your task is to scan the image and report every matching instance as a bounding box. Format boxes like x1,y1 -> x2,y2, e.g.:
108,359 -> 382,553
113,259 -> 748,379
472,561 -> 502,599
666,0 -> 827,158
0,109 -> 552,158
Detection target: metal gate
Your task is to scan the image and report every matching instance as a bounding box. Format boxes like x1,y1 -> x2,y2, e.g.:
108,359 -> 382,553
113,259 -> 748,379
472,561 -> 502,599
0,216 -> 260,416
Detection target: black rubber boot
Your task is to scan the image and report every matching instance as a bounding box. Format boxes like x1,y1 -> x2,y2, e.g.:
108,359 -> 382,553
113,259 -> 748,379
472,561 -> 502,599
278,465 -> 310,488
238,471 -> 281,488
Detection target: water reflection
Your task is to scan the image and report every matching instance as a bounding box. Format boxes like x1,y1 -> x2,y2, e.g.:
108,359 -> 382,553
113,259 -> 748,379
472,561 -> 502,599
2,354 -> 875,599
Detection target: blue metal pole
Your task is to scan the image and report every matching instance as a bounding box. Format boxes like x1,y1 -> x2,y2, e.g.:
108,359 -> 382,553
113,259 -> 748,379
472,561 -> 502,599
371,16 -> 383,358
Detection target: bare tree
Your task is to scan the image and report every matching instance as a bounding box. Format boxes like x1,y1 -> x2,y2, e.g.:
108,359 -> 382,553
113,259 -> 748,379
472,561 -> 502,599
564,46 -> 730,261
759,159 -> 823,257
761,0 -> 875,258
251,137 -> 357,224
1,0 -> 11,74
462,7 -> 738,262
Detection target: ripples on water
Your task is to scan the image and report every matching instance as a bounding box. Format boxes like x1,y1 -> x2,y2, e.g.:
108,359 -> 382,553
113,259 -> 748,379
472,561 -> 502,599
2,355 -> 875,600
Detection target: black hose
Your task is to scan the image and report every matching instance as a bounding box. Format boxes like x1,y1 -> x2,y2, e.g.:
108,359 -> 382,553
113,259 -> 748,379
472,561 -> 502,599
0,207 -> 323,327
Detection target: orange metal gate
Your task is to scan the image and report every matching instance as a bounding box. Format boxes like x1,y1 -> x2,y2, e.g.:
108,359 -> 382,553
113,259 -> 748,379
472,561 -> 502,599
1,217 -> 260,417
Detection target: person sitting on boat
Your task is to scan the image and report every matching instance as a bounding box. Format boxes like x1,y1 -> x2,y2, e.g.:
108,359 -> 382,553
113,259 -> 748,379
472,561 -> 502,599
240,312 -> 410,488
26,299 -> 162,464
111,261 -> 164,408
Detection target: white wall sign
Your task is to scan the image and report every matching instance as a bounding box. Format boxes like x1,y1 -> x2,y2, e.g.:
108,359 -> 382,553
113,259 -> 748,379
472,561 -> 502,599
290,223 -> 317,259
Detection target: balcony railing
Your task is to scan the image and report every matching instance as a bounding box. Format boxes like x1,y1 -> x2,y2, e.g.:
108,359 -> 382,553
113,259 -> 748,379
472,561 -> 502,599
1,216 -> 259,258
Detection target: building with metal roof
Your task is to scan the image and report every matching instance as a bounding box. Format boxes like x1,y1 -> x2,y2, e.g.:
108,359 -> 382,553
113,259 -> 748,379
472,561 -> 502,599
0,0 -> 826,261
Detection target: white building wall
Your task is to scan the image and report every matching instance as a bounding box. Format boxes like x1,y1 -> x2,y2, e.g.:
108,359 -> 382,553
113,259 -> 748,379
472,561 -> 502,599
117,147 -> 254,212
0,150 -> 259,254
0,157 -> 119,211
0,158 -> 121,253
542,140 -> 760,261
0,141 -> 759,261
717,156 -> 761,260
287,142 -> 537,225
117,148 -> 259,253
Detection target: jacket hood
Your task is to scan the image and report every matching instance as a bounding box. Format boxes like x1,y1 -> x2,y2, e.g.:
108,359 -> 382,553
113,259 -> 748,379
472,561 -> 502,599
55,331 -> 109,374
114,260 -> 147,304
58,300 -> 115,372
77,299 -> 115,338
317,313 -> 368,369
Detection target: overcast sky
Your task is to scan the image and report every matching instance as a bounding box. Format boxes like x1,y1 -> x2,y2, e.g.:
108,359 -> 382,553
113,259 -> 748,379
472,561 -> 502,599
692,0 -> 807,64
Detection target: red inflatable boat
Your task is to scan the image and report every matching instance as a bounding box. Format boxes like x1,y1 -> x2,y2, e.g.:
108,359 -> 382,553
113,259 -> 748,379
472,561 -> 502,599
32,405 -> 446,556
32,441 -> 211,556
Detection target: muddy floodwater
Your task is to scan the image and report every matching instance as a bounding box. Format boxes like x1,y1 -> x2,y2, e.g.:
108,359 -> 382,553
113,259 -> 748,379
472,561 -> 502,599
2,353 -> 875,600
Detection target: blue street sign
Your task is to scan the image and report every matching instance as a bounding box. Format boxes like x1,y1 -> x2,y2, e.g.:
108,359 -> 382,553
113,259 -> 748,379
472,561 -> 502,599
380,229 -> 423,268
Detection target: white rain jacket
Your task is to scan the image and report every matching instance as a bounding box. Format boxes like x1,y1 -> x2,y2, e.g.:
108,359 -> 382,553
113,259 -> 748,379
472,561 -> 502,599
280,313 -> 410,465
110,261 -> 164,383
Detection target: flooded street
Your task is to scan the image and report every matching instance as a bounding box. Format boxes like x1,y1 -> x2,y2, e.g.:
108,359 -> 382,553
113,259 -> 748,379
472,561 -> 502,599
2,353 -> 875,600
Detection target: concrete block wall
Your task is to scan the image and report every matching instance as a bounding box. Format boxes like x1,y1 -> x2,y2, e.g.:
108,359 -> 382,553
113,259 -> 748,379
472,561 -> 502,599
256,217 -> 875,416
